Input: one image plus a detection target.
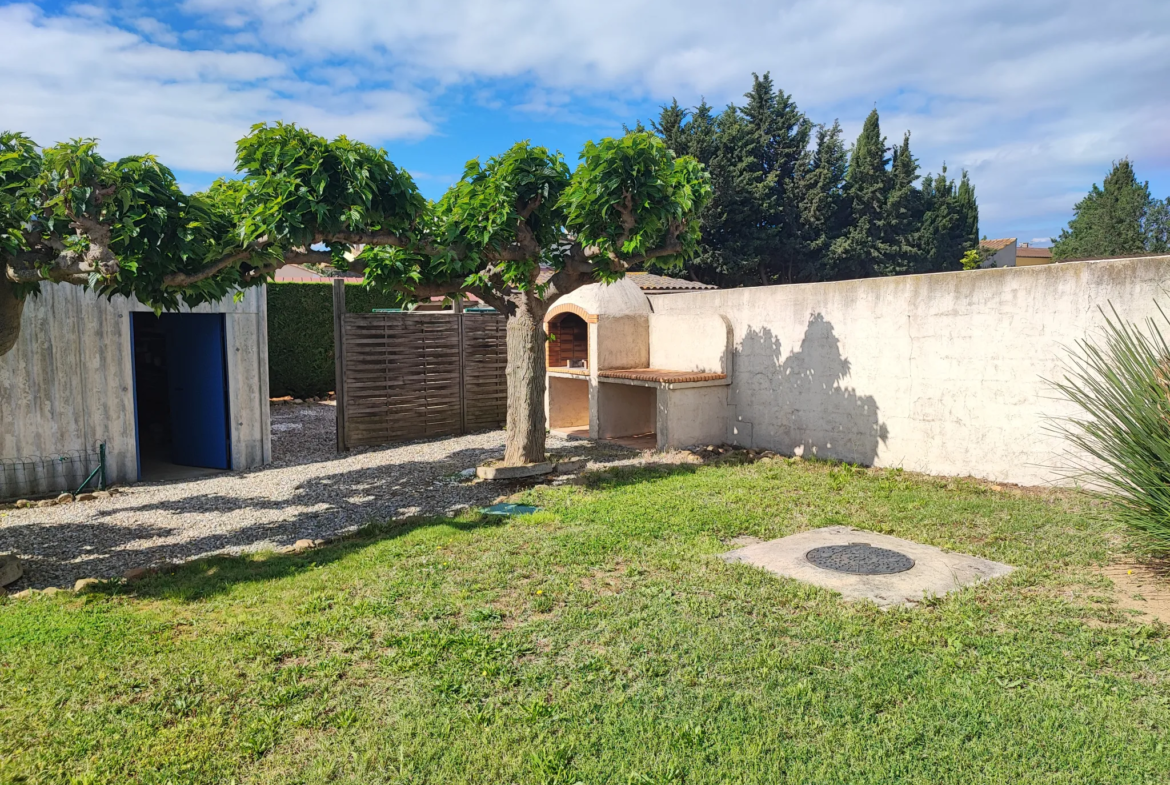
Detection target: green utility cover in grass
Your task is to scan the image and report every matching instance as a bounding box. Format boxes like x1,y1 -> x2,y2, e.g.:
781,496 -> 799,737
481,503 -> 540,516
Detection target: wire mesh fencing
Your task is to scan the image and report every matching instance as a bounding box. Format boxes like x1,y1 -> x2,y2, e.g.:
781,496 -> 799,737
0,443 -> 107,500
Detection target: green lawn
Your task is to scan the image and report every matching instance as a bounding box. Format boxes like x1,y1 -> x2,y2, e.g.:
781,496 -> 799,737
2,457 -> 1167,784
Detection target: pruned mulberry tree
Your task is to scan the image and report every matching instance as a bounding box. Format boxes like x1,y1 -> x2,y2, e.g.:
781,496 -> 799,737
0,125 -> 710,465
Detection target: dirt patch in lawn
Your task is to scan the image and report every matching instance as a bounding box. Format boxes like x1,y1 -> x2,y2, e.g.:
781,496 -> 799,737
1099,560 -> 1170,624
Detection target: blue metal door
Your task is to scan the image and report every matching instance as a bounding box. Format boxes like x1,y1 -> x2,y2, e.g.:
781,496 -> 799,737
163,314 -> 231,469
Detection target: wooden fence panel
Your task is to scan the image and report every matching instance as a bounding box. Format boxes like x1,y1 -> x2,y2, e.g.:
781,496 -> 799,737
462,314 -> 509,431
335,283 -> 508,449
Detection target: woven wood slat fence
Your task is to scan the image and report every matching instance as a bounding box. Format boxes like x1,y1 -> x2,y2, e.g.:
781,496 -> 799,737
333,280 -> 508,450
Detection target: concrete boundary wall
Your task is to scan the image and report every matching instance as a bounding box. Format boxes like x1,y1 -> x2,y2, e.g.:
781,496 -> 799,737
648,257 -> 1170,486
0,286 -> 271,498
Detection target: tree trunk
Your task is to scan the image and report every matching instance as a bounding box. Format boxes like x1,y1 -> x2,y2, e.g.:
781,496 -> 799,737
0,276 -> 24,358
503,297 -> 547,465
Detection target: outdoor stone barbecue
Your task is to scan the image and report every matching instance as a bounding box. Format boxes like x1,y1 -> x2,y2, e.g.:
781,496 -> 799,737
544,278 -> 732,450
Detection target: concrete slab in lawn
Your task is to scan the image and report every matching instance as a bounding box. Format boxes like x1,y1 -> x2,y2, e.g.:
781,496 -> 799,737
721,526 -> 1015,608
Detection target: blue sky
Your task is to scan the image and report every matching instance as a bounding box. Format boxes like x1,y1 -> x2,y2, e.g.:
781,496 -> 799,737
3,1 -> 1169,246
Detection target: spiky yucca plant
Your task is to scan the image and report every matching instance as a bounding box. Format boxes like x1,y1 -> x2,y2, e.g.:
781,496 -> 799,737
1052,304 -> 1170,554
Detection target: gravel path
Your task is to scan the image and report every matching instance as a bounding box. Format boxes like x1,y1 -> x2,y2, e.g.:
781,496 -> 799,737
0,402 -> 652,590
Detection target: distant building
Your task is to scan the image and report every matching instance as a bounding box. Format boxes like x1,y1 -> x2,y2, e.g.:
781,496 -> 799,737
979,238 -> 1017,268
1015,243 -> 1054,266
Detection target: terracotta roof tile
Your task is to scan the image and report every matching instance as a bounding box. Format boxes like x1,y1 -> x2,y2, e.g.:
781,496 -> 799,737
626,272 -> 717,290
598,369 -> 727,384
979,238 -> 1017,252
535,269 -> 715,291
1016,247 -> 1052,258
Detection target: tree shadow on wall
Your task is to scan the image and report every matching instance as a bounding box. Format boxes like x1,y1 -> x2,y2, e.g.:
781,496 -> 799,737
739,313 -> 888,465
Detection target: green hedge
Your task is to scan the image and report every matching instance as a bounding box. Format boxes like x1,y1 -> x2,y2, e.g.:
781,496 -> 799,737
267,282 -> 406,398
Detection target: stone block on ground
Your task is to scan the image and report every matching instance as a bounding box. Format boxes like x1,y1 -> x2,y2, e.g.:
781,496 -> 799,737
76,493 -> 96,502
292,539 -> 315,552
0,554 -> 22,587
56,493 -> 73,504
476,462 -> 554,480
554,459 -> 587,474
74,578 -> 101,592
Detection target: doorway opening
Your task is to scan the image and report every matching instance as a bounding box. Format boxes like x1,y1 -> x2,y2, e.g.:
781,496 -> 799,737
131,313 -> 231,481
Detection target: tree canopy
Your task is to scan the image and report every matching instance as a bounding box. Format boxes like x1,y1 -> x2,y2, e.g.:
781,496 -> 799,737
2,123 -> 709,325
0,123 -> 711,465
643,74 -> 980,287
1052,159 -> 1170,260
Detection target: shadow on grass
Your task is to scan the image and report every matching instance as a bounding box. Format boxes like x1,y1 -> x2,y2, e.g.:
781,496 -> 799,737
581,461 -> 703,492
576,451 -> 789,493
96,514 -> 508,603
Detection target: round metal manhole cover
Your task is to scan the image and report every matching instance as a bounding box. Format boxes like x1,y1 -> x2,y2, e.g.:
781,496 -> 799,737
804,543 -> 915,575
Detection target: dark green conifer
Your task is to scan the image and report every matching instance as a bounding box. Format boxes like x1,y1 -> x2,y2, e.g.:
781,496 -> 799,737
1053,160 -> 1153,259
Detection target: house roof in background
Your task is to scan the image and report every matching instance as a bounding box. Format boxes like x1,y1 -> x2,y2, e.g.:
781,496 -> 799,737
626,272 -> 717,291
534,269 -> 715,292
1017,246 -> 1053,258
980,238 -> 1017,251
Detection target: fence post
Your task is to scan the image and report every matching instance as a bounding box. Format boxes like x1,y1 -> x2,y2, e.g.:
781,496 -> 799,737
457,310 -> 467,434
332,279 -> 348,452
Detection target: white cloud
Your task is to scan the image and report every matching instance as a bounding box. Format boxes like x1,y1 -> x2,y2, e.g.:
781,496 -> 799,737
166,0 -> 1170,234
128,16 -> 179,45
4,0 -> 1169,237
0,4 -> 432,173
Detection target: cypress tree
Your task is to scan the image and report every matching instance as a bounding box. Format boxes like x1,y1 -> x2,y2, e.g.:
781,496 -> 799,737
791,121 -> 848,282
883,131 -> 924,275
1053,160 -> 1152,259
831,109 -> 892,279
737,73 -> 811,284
955,171 -> 979,250
648,79 -> 979,285
651,99 -> 688,154
652,74 -> 810,287
918,165 -> 977,273
1148,197 -> 1170,254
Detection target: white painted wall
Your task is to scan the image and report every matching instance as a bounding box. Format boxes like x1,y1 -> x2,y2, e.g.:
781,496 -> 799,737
648,257 -> 1170,485
597,383 -> 657,438
0,285 -> 271,498
657,385 -> 728,449
649,313 -> 732,373
548,376 -> 590,429
596,315 -> 649,371
983,240 -> 1018,268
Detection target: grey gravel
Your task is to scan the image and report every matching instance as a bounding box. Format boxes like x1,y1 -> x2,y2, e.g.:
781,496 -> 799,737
0,402 -> 659,590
